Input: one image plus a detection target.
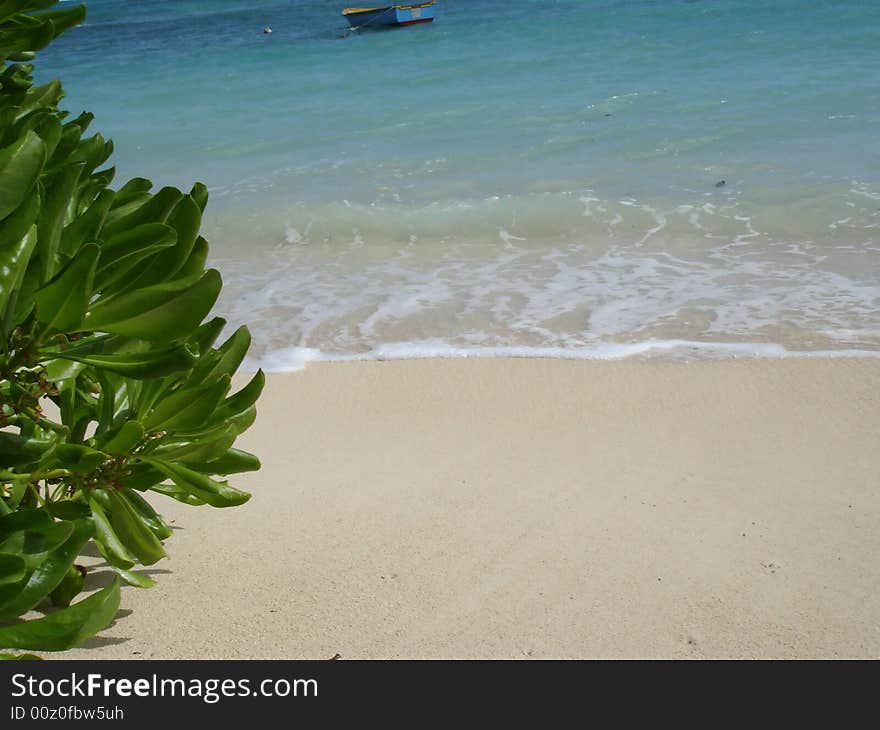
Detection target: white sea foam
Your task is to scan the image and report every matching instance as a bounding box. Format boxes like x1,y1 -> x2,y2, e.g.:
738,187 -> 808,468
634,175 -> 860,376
211,184 -> 880,371
242,340 -> 880,373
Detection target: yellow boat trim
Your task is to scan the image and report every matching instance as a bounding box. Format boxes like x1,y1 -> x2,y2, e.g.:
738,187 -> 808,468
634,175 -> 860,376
342,2 -> 435,15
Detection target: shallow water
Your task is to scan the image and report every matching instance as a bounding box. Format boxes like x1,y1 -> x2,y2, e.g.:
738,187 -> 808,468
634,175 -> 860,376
40,0 -> 880,366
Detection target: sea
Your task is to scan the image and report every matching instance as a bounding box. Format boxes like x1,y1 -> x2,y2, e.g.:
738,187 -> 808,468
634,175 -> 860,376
38,0 -> 880,369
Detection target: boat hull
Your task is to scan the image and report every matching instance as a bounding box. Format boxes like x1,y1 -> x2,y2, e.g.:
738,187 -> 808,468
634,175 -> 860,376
342,4 -> 435,28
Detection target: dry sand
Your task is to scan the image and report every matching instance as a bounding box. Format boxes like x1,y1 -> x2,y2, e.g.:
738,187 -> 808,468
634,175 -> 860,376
65,357 -> 880,659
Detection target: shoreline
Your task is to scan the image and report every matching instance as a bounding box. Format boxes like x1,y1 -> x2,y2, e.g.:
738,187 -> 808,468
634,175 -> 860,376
242,343 -> 880,373
65,357 -> 880,659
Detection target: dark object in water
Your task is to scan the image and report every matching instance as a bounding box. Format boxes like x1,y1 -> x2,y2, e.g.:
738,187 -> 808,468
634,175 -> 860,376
715,179 -> 726,188
263,26 -> 273,33
342,3 -> 436,29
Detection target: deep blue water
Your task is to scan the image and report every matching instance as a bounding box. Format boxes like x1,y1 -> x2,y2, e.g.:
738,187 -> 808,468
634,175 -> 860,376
35,0 -> 880,364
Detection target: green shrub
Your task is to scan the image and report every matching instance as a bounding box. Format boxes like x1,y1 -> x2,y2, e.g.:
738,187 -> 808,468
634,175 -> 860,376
0,1 -> 262,657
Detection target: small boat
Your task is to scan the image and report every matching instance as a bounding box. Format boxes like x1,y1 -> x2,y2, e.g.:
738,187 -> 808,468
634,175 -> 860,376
342,2 -> 436,29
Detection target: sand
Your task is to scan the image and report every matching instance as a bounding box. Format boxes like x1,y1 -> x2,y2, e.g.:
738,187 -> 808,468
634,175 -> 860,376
63,357 -> 880,659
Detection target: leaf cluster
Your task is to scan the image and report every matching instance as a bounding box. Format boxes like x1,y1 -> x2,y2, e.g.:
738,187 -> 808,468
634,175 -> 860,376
0,1 -> 262,654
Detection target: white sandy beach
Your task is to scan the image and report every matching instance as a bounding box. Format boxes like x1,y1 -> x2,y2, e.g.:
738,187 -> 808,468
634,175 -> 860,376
65,357 -> 880,659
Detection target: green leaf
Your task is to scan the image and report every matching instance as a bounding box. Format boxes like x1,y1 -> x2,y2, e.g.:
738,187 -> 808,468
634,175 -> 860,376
143,374 -> 230,433
0,186 -> 39,317
142,457 -> 251,508
218,369 -> 265,420
45,501 -> 90,521
18,78 -> 63,116
64,133 -> 111,177
0,16 -> 54,59
52,443 -> 106,474
0,509 -> 53,543
112,177 -> 152,208
39,341 -> 197,379
0,553 -> 25,585
0,577 -> 119,652
189,182 -> 208,212
93,222 -> 176,291
132,194 -> 201,288
31,5 -> 87,39
120,488 -> 172,541
59,188 -> 114,257
0,431 -> 52,467
83,268 -> 222,343
103,489 -> 166,565
0,517 -> 91,619
98,420 -> 144,456
152,428 -> 236,464
36,161 -> 84,281
175,234 -> 208,279
189,315 -> 226,355
49,564 -> 83,608
0,520 -> 73,573
88,496 -> 134,570
0,130 -> 45,221
102,185 -> 181,239
113,567 -> 155,589
33,242 -> 98,332
192,447 -> 261,475
188,325 -> 250,386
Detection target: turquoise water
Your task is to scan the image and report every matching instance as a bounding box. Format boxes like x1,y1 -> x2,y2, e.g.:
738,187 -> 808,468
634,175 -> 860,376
39,0 -> 880,366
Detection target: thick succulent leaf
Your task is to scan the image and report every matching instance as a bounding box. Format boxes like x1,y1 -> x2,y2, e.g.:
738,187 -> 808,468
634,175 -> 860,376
120,488 -> 172,541
88,496 -> 134,570
30,5 -> 88,39
93,222 -> 176,291
189,182 -> 208,212
218,370 -> 265,420
36,161 -> 84,281
143,374 -> 230,433
0,430 -> 52,467
0,187 -> 39,317
45,121 -> 80,168
18,78 -> 63,116
48,563 -> 83,607
0,517 -> 91,619
83,268 -> 222,343
52,443 -> 106,474
0,129 -> 44,220
0,553 -> 25,585
151,428 -> 236,464
188,326 -> 250,386
0,16 -> 54,59
118,462 -> 164,491
189,315 -> 226,355
175,234 -> 208,279
45,500 -> 90,521
97,420 -> 144,456
112,567 -> 156,589
192,447 -> 261,476
59,187 -> 114,256
112,176 -> 152,207
33,241 -> 98,332
0,577 -> 119,652
102,185 -> 181,238
0,509 -> 53,543
132,194 -> 200,288
103,489 -> 166,565
142,457 -> 251,508
142,482 -> 205,507
0,520 -> 72,571
39,342 -> 197,379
